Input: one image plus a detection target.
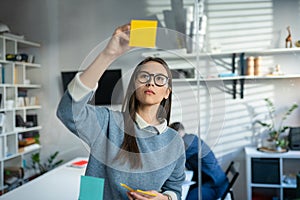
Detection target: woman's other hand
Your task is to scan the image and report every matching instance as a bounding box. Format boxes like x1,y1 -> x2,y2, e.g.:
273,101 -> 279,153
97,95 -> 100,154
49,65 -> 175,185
127,190 -> 169,200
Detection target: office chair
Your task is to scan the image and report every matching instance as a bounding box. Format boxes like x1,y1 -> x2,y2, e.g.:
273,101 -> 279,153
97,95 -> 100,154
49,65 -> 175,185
221,161 -> 240,200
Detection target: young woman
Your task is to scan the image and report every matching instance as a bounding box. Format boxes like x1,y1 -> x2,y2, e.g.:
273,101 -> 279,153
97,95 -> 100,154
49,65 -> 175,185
57,24 -> 185,200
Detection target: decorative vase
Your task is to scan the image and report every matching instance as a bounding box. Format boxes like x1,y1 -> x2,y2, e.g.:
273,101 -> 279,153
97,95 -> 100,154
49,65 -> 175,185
262,139 -> 276,150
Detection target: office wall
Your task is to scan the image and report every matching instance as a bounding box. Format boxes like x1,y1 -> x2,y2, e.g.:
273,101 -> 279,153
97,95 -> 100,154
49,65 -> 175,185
0,0 -> 149,161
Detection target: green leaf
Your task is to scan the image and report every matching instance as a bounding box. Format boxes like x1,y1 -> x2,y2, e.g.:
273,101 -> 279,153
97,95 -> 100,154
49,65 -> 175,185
31,151 -> 64,173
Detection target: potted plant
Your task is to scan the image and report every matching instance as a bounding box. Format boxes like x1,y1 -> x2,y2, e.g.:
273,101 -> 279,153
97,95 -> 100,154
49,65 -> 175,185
255,98 -> 298,151
31,151 -> 63,175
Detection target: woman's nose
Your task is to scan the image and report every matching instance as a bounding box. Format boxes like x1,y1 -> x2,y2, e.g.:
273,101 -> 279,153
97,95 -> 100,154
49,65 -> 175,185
145,82 -> 155,87
146,76 -> 155,86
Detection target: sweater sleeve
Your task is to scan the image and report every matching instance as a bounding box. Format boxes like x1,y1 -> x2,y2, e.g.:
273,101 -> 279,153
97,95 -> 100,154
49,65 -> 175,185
56,73 -> 110,146
67,72 -> 98,102
161,153 -> 186,199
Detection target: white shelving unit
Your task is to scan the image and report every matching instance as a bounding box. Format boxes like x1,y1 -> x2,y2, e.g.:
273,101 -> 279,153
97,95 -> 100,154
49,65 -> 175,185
142,48 -> 300,59
142,48 -> 300,98
0,35 -> 42,195
245,147 -> 300,200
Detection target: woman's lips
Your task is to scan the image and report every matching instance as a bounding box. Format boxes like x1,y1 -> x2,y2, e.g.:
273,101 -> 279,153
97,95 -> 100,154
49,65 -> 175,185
144,89 -> 155,94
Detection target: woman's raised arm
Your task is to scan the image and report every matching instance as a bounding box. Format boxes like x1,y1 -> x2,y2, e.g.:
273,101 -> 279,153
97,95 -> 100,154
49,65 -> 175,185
79,24 -> 131,89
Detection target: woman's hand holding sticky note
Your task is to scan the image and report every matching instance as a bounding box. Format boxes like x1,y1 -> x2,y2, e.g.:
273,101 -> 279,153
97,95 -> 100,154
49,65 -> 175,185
129,20 -> 158,48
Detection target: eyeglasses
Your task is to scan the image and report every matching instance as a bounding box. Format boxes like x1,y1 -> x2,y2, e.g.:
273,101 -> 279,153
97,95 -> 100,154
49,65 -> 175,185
136,71 -> 169,87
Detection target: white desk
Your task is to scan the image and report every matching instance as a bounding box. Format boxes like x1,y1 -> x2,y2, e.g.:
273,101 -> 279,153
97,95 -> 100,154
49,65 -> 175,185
0,157 -> 86,200
182,170 -> 194,200
0,157 -> 193,200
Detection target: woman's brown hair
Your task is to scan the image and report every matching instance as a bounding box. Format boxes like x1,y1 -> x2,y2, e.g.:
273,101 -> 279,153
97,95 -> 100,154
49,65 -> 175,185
115,57 -> 173,168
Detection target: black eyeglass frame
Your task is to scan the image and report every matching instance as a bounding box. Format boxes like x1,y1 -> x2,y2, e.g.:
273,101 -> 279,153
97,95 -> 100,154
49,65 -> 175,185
136,71 -> 169,87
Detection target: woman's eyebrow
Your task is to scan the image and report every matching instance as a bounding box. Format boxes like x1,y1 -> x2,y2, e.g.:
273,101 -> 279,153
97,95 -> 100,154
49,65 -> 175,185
138,70 -> 168,75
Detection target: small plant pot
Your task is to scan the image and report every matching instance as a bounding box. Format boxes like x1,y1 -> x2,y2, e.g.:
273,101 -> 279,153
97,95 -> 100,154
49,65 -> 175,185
262,139 -> 276,150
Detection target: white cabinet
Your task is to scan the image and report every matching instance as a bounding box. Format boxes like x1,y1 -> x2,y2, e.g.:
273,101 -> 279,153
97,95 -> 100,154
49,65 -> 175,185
245,147 -> 300,200
0,35 -> 41,195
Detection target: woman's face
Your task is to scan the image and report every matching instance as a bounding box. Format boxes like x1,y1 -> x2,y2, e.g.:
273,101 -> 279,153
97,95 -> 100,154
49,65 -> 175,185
134,61 -> 170,106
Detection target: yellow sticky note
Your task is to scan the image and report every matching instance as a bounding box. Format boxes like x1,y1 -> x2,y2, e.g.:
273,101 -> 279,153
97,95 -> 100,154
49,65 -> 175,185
129,20 -> 158,48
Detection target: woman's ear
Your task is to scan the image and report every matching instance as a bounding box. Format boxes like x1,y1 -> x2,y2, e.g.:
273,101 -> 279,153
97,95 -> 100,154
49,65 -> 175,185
164,88 -> 171,99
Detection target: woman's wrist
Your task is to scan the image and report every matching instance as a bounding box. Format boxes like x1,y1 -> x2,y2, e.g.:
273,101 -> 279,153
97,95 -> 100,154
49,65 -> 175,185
163,193 -> 172,200
101,49 -> 119,60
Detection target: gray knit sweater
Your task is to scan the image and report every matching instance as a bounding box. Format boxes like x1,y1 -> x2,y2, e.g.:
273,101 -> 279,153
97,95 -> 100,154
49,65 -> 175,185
56,90 -> 186,200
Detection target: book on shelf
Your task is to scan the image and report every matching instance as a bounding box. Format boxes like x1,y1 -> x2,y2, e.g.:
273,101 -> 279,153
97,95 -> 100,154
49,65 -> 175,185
21,131 -> 39,139
14,67 -> 17,84
18,88 -> 28,97
18,143 -> 40,153
218,73 -> 238,77
18,137 -> 36,147
0,64 -> 2,84
1,65 -> 4,83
